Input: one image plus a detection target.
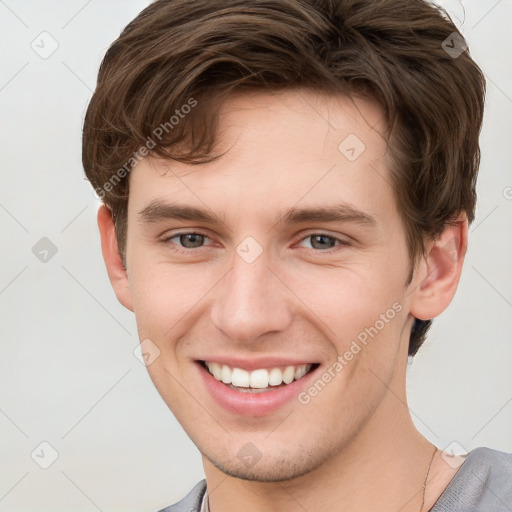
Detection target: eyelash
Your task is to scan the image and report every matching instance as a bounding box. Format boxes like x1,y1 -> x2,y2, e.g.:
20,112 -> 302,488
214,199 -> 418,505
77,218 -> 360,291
161,231 -> 350,255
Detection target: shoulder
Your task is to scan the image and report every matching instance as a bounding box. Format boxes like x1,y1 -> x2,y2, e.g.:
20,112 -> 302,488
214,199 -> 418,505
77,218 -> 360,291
432,446 -> 512,512
156,480 -> 207,512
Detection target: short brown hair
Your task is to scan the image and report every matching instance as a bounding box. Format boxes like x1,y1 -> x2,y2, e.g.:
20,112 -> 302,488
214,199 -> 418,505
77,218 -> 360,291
82,0 -> 486,356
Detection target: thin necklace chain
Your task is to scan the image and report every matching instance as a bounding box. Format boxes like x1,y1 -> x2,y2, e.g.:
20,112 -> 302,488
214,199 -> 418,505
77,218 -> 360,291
203,444 -> 440,512
420,445 -> 438,512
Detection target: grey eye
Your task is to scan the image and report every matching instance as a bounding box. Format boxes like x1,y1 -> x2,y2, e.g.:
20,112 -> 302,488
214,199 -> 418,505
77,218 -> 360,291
175,233 -> 206,248
302,234 -> 339,250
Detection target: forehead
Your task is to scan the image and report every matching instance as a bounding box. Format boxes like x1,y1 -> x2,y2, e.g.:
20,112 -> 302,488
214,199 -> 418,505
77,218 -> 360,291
128,89 -> 395,226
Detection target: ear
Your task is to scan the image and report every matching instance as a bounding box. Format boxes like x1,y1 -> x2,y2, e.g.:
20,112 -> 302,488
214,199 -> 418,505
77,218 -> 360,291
97,205 -> 133,312
409,213 -> 468,321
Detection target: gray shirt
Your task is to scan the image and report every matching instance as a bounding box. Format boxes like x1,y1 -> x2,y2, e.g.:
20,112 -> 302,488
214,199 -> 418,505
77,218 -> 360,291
157,447 -> 512,512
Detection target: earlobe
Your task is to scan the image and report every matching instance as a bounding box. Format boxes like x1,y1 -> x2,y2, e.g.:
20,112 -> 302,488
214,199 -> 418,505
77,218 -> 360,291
97,205 -> 134,312
409,214 -> 468,321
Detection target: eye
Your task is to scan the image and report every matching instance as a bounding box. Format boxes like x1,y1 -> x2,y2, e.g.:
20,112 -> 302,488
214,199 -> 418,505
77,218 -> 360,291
296,233 -> 349,251
161,231 -> 350,254
163,231 -> 214,251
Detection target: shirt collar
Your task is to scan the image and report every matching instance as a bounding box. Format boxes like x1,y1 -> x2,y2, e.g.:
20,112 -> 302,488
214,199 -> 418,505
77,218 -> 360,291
200,489 -> 209,512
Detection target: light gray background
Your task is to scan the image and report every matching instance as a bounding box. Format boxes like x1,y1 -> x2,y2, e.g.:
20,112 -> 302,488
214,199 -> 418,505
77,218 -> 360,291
0,1 -> 511,511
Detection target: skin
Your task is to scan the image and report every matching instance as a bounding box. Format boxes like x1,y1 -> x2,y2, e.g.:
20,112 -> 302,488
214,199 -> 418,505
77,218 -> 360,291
98,88 -> 468,512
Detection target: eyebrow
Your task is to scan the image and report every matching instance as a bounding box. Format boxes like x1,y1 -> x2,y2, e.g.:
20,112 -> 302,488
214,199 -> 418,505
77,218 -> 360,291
137,200 -> 377,227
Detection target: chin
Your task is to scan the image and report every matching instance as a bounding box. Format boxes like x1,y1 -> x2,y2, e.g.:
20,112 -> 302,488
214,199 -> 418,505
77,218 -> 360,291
203,445 -> 332,483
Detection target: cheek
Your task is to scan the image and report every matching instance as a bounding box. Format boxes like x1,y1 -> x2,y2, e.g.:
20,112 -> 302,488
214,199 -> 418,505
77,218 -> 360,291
296,263 -> 405,334
287,254 -> 409,377
129,271 -> 171,337
128,262 -> 217,341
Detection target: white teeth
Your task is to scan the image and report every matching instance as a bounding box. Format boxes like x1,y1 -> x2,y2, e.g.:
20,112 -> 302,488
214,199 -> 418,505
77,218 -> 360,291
205,362 -> 312,389
268,368 -> 283,386
221,364 -> 232,384
207,362 -> 222,380
250,369 -> 269,388
295,365 -> 307,380
282,365 -> 295,384
231,368 -> 250,387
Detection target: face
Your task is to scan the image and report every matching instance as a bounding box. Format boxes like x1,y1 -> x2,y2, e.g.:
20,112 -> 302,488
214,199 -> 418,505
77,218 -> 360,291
122,89 -> 418,481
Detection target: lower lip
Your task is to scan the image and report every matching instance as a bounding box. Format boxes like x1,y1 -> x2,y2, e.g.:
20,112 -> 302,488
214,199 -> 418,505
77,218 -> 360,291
196,362 -> 319,416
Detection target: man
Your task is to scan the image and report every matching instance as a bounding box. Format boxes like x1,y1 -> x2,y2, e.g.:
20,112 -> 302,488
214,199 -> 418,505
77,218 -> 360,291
82,0 -> 512,511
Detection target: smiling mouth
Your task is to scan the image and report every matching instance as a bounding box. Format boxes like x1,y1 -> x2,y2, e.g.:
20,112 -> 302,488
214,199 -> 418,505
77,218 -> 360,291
201,361 -> 318,393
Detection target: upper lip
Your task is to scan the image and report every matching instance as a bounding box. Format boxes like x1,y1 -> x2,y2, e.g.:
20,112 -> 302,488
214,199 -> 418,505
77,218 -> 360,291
197,357 -> 318,371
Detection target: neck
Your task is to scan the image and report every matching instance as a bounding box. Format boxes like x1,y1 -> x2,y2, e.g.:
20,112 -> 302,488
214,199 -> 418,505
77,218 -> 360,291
202,384 -> 437,512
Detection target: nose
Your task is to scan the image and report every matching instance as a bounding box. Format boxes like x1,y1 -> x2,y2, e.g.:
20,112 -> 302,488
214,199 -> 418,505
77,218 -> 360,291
210,248 -> 293,344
